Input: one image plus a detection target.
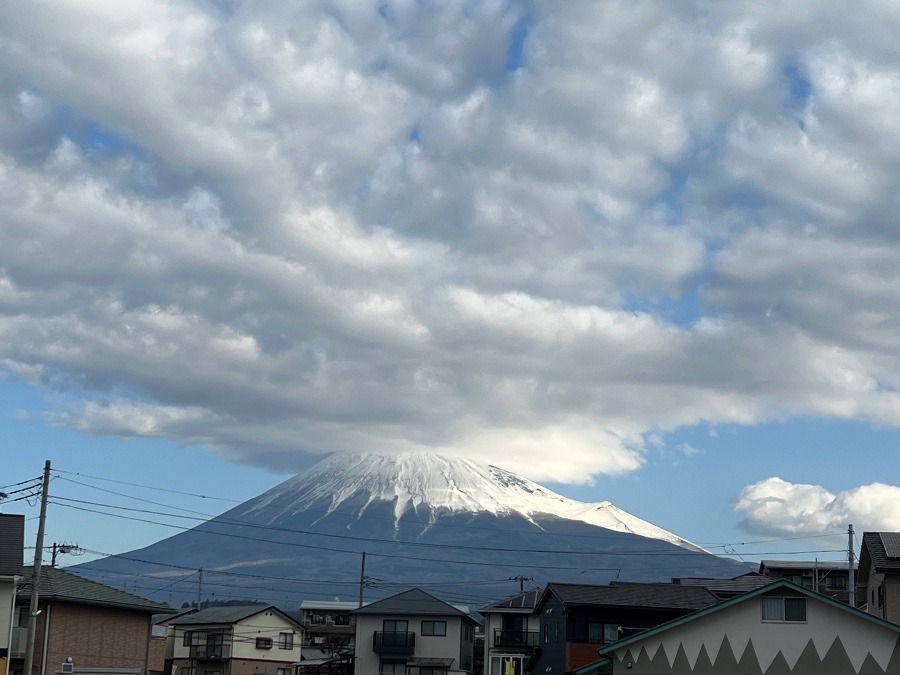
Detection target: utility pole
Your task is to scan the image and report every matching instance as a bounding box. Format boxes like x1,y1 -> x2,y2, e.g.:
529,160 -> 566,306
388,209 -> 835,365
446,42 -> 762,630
849,524 -> 856,607
197,568 -> 203,608
509,576 -> 533,593
24,460 -> 51,675
358,552 -> 366,608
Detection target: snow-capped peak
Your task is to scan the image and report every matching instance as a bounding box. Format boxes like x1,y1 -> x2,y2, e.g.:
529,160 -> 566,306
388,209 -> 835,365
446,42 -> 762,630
248,451 -> 703,551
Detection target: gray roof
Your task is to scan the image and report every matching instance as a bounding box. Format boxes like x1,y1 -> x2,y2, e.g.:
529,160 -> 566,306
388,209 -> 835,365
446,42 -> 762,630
353,588 -> 475,621
673,573 -> 771,596
18,566 -> 169,612
171,604 -> 302,628
860,532 -> 900,575
759,559 -> 855,572
540,582 -> 718,611
480,588 -> 542,614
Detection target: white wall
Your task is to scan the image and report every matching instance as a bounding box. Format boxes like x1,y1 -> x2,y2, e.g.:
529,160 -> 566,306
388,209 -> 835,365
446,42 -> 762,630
172,611 -> 302,664
354,614 -> 472,675
611,592 -> 900,673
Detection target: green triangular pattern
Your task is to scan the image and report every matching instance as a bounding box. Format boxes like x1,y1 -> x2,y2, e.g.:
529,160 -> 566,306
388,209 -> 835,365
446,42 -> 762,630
791,638 -> 825,674
763,651 -> 791,675
859,652 -> 889,675
670,643 -> 692,673
735,638 -> 764,675
820,635 -> 857,674
692,643 -> 715,675
884,635 -> 900,675
713,635 -> 740,671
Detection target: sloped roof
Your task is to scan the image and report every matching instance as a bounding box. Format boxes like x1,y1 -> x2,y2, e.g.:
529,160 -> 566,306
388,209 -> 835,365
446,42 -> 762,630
171,604 -> 303,629
860,532 -> 900,573
480,588 -> 542,614
760,559 -> 855,572
18,566 -> 169,612
539,582 -> 718,612
586,579 -> 900,669
673,573 -> 771,596
353,588 -> 475,622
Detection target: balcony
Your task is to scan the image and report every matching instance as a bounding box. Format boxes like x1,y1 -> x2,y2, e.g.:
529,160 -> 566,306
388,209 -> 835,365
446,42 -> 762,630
493,629 -> 539,648
190,646 -> 224,660
373,631 -> 415,654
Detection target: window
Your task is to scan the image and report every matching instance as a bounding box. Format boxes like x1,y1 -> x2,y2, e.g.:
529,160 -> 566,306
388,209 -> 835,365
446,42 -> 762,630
604,624 -> 619,642
277,669 -> 290,675
256,637 -> 273,649
204,671 -> 221,675
279,632 -> 294,649
825,575 -> 847,590
542,625 -> 548,644
183,631 -> 202,646
380,661 -> 406,675
491,656 -> 524,675
182,670 -> 196,675
383,619 -> 408,633
421,620 -> 447,636
587,623 -> 619,644
762,597 -> 807,622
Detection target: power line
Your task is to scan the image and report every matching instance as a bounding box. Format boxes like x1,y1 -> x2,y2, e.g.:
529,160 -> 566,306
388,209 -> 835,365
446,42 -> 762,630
52,466 -> 852,553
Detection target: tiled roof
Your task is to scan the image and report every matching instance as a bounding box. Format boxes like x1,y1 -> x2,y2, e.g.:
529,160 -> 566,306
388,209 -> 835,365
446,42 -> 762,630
171,604 -> 300,626
861,532 -> 900,573
480,588 -> 542,613
353,588 -> 474,620
543,582 -> 718,611
673,573 -> 772,595
18,566 -> 169,612
760,560 -> 855,572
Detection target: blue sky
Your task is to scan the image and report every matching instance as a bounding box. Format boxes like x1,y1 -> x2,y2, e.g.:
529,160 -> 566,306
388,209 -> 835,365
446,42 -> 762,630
3,1 -> 900,572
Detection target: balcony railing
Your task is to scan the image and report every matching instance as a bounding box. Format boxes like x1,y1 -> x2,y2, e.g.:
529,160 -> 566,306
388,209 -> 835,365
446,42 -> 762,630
493,629 -> 539,648
190,646 -> 224,660
373,631 -> 415,654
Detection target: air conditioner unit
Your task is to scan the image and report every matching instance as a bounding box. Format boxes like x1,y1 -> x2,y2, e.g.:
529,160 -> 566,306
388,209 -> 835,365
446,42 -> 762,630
194,650 -> 207,659
61,664 -> 74,674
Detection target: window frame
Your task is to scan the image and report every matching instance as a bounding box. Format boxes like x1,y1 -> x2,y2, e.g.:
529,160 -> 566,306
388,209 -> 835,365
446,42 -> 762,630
278,632 -> 294,649
421,620 -> 447,637
761,596 -> 807,623
256,636 -> 274,649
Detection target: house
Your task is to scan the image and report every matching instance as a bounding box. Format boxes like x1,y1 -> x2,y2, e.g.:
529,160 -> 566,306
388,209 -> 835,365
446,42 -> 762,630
578,579 -> 900,674
531,582 -> 719,674
168,604 -> 303,675
9,565 -> 170,675
298,600 -> 359,652
0,515 -> 25,675
759,559 -> 856,604
671,572 -> 770,600
352,588 -> 478,675
478,589 -> 541,675
857,532 -> 900,623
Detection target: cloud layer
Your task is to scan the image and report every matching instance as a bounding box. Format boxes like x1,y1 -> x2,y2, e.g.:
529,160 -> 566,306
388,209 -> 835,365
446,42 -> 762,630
735,477 -> 900,536
1,1 -> 900,482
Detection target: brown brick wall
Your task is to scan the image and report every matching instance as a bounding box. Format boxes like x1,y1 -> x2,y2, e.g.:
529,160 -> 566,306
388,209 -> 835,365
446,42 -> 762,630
884,576 -> 900,625
148,635 -> 167,674
41,602 -> 151,675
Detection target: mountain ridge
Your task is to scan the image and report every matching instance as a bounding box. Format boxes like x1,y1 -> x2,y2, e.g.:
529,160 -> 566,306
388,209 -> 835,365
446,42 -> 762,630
72,451 -> 747,607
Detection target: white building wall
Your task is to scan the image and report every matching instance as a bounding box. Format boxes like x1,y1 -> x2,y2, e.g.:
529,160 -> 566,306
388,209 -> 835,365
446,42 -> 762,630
355,615 -> 472,675
611,592 -> 900,673
172,612 -> 302,664
230,611 -> 302,662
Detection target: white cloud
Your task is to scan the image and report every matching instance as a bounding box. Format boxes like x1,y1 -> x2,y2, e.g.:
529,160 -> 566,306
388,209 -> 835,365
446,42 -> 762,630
0,1 -> 900,483
735,477 -> 900,535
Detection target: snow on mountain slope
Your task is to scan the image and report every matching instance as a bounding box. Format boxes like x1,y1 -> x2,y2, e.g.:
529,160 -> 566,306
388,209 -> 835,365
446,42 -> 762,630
246,451 -> 704,552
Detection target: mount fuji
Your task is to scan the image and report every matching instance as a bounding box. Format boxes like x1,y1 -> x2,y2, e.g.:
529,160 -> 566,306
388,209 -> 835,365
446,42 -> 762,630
72,452 -> 748,608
